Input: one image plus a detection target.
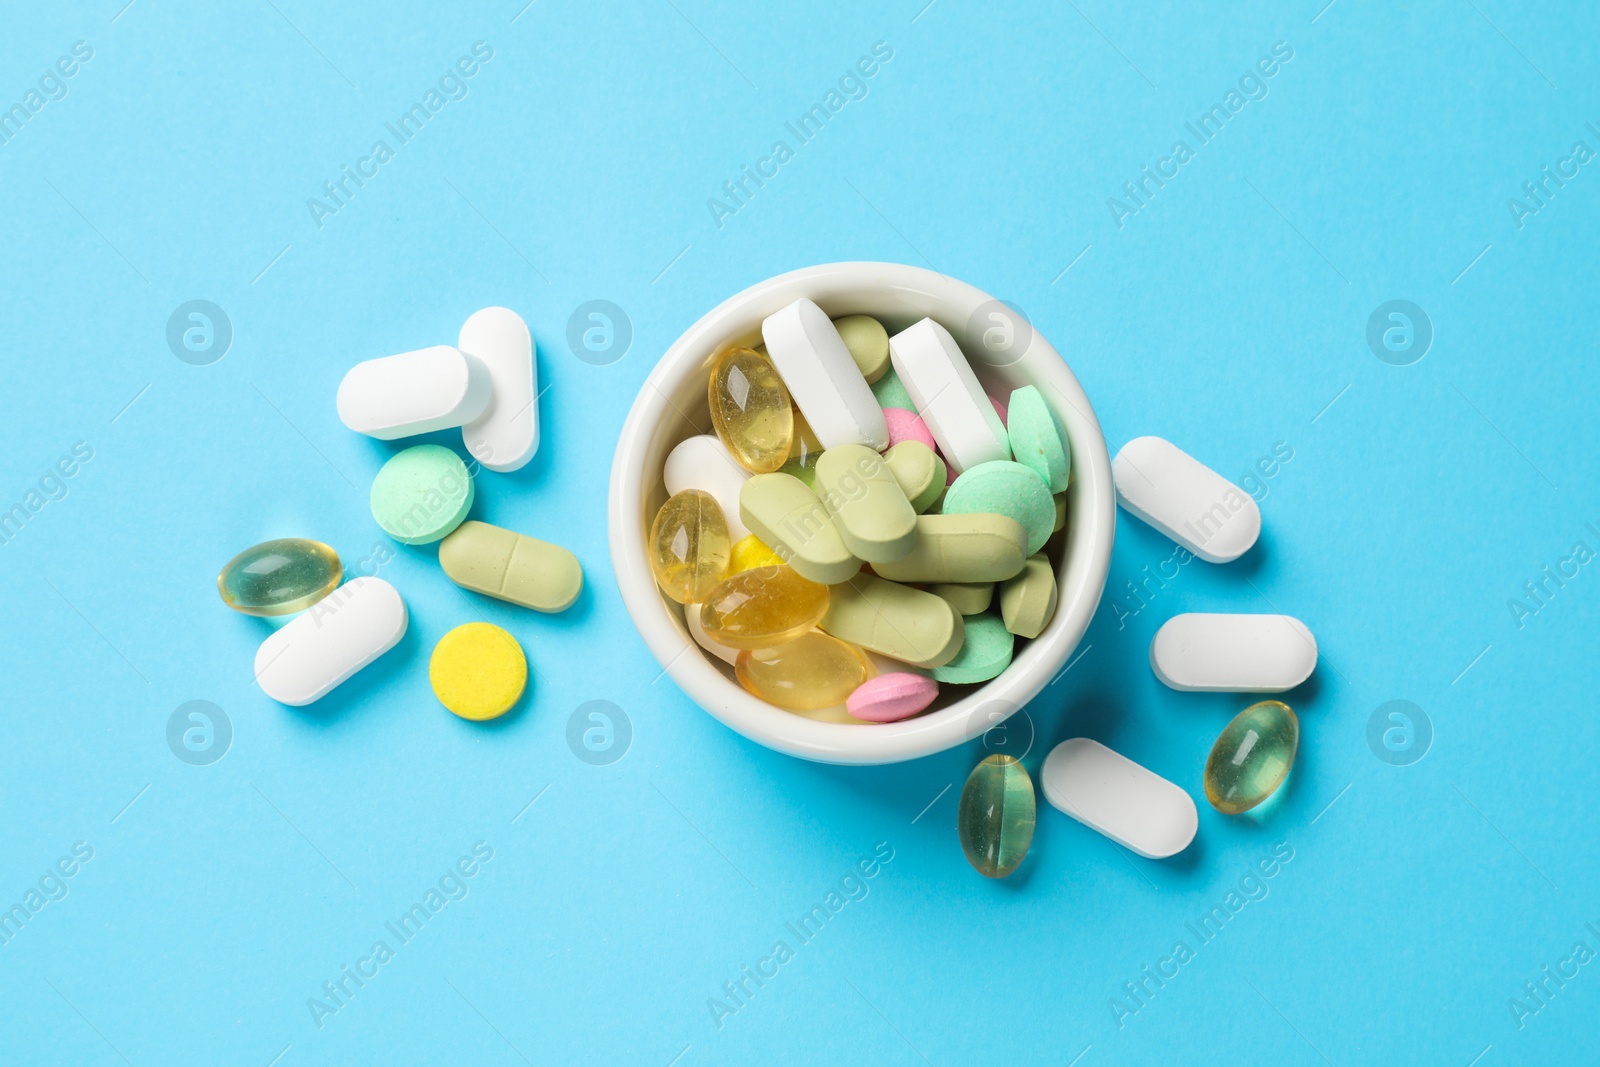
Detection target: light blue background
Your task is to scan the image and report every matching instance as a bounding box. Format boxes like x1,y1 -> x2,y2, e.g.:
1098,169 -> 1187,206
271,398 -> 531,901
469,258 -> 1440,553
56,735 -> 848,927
2,1 -> 1597,1063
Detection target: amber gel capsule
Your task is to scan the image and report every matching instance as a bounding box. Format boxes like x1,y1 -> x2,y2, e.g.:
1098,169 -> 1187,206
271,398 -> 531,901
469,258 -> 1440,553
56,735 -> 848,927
958,754 -> 1036,878
709,348 -> 794,474
735,632 -> 871,711
1205,700 -> 1299,814
649,490 -> 730,604
697,565 -> 829,649
217,538 -> 342,616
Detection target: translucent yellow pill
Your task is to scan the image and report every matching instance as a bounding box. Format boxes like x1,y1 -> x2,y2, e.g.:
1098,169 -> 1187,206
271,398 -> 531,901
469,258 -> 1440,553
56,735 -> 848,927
736,631 -> 871,711
729,535 -> 785,574
429,622 -> 527,721
699,565 -> 829,650
709,348 -> 793,474
649,489 -> 730,604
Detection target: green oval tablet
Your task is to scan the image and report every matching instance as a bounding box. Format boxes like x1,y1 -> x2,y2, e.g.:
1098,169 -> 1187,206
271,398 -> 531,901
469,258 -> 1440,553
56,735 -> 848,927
932,613 -> 1014,684
439,520 -> 583,612
942,460 -> 1054,555
371,444 -> 474,545
739,472 -> 861,585
819,572 -> 964,668
999,554 -> 1057,639
928,582 -> 993,616
814,445 -> 916,563
870,367 -> 915,412
882,441 -> 945,514
1006,386 -> 1071,493
833,315 -> 890,383
871,513 -> 1028,584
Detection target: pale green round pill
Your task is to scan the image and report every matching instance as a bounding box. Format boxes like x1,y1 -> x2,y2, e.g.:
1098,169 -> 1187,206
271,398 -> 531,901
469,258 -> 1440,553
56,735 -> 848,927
871,368 -> 916,411
1006,386 -> 1071,493
932,613 -> 1014,684
833,315 -> 891,383
942,460 -> 1055,555
371,444 -> 474,545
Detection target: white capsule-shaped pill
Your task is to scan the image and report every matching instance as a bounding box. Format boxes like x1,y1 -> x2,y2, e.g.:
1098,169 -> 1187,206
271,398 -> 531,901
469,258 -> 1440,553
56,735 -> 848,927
1150,613 -> 1317,692
1112,436 -> 1260,563
254,577 -> 408,706
664,435 -> 751,541
684,601 -> 739,665
337,346 -> 491,440
460,307 -> 539,473
1041,738 -> 1198,859
888,318 -> 1010,475
762,298 -> 888,450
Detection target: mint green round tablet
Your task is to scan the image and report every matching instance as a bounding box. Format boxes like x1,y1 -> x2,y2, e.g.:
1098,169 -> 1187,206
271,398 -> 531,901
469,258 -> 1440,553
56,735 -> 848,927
1006,386 -> 1070,493
942,460 -> 1054,555
932,613 -> 1014,684
871,367 -> 916,411
371,444 -> 474,545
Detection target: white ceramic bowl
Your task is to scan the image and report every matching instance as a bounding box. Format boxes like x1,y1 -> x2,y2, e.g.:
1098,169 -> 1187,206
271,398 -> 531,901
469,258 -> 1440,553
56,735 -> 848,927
607,262 -> 1114,764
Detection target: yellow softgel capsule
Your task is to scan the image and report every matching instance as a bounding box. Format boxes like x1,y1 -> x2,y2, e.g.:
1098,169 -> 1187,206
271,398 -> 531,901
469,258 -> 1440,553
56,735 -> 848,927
736,631 -> 871,711
709,348 -> 793,473
779,408 -> 824,488
698,565 -> 829,650
649,489 -> 731,604
429,622 -> 527,721
729,534 -> 785,575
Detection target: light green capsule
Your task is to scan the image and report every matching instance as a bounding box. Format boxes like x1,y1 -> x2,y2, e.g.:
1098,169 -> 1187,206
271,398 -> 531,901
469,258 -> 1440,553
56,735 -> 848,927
871,513 -> 1029,584
958,754 -> 1035,878
833,315 -> 891,383
819,572 -> 964,669
439,520 -> 583,612
932,613 -> 1014,684
739,472 -> 861,585
814,445 -> 917,563
217,538 -> 342,616
999,553 -> 1058,639
881,441 -> 946,513
928,582 -> 993,616
1205,700 -> 1298,814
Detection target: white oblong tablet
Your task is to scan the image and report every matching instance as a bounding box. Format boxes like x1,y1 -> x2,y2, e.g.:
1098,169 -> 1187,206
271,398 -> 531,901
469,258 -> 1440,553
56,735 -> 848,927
887,318 -> 1010,475
762,298 -> 888,450
1151,613 -> 1317,692
254,577 -> 408,706
1041,738 -> 1198,859
460,307 -> 538,472
1112,436 -> 1260,563
664,435 -> 751,541
684,601 -> 739,665
337,346 -> 490,440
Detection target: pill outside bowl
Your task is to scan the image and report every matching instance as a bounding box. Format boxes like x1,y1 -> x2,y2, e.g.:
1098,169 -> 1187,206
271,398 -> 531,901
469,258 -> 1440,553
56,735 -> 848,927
608,262 -> 1115,765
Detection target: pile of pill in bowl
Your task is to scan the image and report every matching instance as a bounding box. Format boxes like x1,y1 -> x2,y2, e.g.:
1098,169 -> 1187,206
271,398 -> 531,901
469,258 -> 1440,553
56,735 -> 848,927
647,297 -> 1072,724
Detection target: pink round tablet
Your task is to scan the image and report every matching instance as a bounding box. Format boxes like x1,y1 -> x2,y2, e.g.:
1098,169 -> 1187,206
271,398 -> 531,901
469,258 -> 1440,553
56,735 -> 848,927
846,673 -> 939,723
883,407 -> 935,451
989,395 -> 1008,427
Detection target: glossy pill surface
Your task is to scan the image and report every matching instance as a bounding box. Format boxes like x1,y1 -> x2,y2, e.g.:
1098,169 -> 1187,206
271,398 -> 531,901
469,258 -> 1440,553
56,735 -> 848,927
708,348 -> 793,473
370,444 -> 474,545
735,631 -> 871,711
217,538 -> 341,616
430,622 -> 527,720
1205,700 -> 1299,814
698,565 -> 829,649
814,445 -> 917,563
439,520 -> 583,612
778,409 -> 825,489
665,435 -> 752,541
846,672 -> 939,722
649,489 -> 731,604
958,755 -> 1036,878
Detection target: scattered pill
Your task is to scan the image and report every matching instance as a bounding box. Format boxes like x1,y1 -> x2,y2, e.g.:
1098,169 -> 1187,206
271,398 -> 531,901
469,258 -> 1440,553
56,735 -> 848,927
1041,738 -> 1198,859
871,367 -> 916,412
820,572 -> 964,668
763,298 -> 888,450
871,513 -> 1029,584
459,306 -> 538,472
1205,700 -> 1298,814
736,631 -> 871,711
941,460 -> 1055,555
881,441 -> 945,514
1150,613 -> 1317,692
999,554 -> 1058,639
685,601 -> 740,665
217,538 -> 341,617
927,581 -> 993,617
698,564 -> 830,649
370,444 -> 474,545
439,520 -> 582,612
814,445 -> 917,563
884,407 -> 936,451
832,314 -> 891,383
729,534 -> 785,574
254,576 -> 407,706
708,347 -> 794,474
649,489 -> 731,604
740,472 -> 861,585
845,672 -> 939,723
336,346 -> 490,441
958,754 -> 1035,878
664,435 -> 752,542
778,408 -> 825,490
931,612 -> 1013,684
1113,436 -> 1260,564
430,622 -> 527,721
1005,385 -> 1070,493
887,318 -> 1009,474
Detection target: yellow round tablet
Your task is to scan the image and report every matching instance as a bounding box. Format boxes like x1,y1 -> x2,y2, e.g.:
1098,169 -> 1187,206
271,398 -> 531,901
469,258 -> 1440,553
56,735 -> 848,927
429,622 -> 527,720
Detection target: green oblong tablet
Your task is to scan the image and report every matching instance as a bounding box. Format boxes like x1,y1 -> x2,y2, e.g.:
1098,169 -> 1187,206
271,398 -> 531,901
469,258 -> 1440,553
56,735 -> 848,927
819,572 -> 964,668
932,613 -> 1014,684
999,553 -> 1058,639
439,520 -> 583,612
739,472 -> 861,585
1006,386 -> 1070,493
814,444 -> 916,563
882,440 -> 945,513
371,444 -> 474,545
942,460 -> 1054,555
928,582 -> 993,616
871,513 -> 1028,584
833,315 -> 890,383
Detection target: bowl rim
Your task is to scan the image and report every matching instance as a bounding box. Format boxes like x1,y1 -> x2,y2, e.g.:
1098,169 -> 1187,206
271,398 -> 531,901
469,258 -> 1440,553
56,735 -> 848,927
606,261 -> 1115,765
